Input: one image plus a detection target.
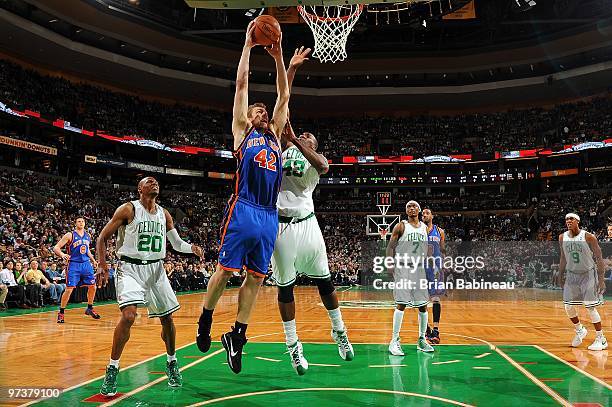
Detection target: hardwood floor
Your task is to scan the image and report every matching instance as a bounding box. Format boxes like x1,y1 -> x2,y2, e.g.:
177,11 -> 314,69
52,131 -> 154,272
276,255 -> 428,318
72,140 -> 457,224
1,286 -> 609,394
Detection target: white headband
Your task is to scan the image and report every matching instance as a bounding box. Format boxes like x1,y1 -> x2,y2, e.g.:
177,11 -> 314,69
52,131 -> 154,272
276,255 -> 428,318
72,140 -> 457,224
565,213 -> 580,222
406,200 -> 421,212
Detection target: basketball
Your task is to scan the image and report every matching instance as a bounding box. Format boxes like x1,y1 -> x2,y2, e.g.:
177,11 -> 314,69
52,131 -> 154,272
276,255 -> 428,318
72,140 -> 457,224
252,15 -> 281,46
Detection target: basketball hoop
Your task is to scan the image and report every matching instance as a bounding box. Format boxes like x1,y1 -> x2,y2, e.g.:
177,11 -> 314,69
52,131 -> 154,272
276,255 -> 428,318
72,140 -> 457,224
379,228 -> 388,241
297,4 -> 364,63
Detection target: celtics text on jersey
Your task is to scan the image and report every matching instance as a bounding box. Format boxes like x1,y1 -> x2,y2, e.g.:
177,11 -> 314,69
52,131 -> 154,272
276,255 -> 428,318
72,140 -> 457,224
116,200 -> 167,261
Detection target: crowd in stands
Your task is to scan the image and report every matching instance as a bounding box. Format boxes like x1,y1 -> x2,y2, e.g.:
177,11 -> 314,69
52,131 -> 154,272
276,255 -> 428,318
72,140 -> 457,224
1,58 -> 611,158
2,165 -> 610,311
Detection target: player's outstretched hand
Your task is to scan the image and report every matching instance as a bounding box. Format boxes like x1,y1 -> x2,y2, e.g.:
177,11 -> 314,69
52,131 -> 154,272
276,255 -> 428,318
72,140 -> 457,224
244,21 -> 257,49
192,245 -> 204,258
289,46 -> 311,69
281,120 -> 298,144
265,33 -> 283,59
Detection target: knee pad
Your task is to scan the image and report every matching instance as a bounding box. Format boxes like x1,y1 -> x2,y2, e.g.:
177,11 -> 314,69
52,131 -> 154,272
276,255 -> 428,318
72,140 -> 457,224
277,284 -> 295,303
564,304 -> 578,319
315,278 -> 336,297
587,307 -> 601,324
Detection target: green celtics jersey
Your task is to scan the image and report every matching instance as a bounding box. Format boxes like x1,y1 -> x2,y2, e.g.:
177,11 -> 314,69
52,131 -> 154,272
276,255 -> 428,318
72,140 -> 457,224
116,200 -> 166,261
277,145 -> 325,218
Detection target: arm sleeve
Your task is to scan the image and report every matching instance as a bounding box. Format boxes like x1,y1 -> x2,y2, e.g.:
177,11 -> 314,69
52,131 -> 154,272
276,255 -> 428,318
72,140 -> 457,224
167,228 -> 193,254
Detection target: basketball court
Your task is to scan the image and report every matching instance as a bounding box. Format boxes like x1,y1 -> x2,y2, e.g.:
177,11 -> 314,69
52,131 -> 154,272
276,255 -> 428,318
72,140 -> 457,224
1,287 -> 609,406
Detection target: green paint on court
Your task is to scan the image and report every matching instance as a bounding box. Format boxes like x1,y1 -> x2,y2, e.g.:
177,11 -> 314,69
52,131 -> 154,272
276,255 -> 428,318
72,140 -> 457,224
31,343 -> 610,406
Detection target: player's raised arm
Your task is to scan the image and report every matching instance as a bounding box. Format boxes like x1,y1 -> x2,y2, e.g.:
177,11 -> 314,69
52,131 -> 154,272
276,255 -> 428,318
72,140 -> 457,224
287,46 -> 311,92
53,232 -> 73,262
284,122 -> 329,174
95,203 -> 133,286
164,209 -> 203,258
232,21 -> 257,149
267,35 -> 290,141
586,232 -> 606,294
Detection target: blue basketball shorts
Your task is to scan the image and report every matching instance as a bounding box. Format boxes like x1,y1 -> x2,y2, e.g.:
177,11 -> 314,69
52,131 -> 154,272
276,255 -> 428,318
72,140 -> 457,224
218,198 -> 278,277
66,261 -> 95,287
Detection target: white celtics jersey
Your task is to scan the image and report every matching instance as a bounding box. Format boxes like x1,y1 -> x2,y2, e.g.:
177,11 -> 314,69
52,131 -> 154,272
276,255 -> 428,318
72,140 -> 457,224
116,200 -> 167,261
397,220 -> 429,266
277,145 -> 325,218
562,229 -> 595,273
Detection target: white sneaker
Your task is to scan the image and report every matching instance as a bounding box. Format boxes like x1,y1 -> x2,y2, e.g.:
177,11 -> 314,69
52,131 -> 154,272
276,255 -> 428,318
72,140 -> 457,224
388,337 -> 405,356
571,326 -> 587,347
287,341 -> 308,376
331,329 -> 354,361
417,336 -> 435,353
587,335 -> 608,351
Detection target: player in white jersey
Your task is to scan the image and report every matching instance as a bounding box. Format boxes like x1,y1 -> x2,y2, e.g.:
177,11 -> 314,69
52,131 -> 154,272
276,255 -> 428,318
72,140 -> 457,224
271,119 -> 354,375
95,177 -> 203,396
387,200 -> 434,355
556,213 -> 607,351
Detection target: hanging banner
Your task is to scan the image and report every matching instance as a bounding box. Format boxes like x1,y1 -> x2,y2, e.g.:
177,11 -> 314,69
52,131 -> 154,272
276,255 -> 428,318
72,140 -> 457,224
268,7 -> 301,23
0,135 -> 58,156
443,1 -> 476,20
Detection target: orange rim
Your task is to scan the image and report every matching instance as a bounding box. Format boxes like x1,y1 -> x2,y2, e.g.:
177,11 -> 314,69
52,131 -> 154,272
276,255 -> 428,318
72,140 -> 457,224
297,4 -> 364,23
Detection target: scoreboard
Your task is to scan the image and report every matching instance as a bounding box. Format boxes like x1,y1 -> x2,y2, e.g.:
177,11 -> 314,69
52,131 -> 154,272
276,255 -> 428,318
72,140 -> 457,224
320,171 -> 536,185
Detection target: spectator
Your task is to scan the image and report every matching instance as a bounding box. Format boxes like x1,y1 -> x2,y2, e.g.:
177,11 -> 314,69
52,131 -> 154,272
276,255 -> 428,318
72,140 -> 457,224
25,260 -> 54,305
0,261 -> 29,309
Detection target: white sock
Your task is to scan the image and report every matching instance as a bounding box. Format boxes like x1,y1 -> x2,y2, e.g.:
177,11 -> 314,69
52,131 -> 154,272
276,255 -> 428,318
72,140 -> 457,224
418,311 -> 428,338
167,353 -> 177,363
283,319 -> 298,346
327,307 -> 345,332
392,309 -> 404,340
109,358 -> 120,368
596,330 -> 604,338
574,322 -> 583,332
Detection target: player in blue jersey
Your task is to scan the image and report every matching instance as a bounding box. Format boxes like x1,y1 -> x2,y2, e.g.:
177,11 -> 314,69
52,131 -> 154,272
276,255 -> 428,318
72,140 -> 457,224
53,217 -> 100,323
422,208 -> 446,344
197,20 -> 290,374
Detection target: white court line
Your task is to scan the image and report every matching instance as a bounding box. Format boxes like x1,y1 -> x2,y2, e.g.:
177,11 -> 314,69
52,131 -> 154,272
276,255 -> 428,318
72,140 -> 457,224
99,349 -> 224,407
18,338 -> 201,407
186,387 -> 474,407
474,352 -> 491,359
533,345 -> 612,390
309,363 -> 340,367
369,364 -> 407,368
444,333 -> 572,407
473,367 -> 492,370
255,357 -> 281,362
432,360 -> 461,365
494,347 -> 571,406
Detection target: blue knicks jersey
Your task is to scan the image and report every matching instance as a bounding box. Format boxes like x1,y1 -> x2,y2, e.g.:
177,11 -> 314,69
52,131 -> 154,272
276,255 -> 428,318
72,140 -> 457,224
69,230 -> 92,263
233,128 -> 282,208
428,225 -> 443,269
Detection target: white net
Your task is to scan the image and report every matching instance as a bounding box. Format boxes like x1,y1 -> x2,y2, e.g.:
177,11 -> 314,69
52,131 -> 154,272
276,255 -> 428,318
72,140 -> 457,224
297,4 -> 364,64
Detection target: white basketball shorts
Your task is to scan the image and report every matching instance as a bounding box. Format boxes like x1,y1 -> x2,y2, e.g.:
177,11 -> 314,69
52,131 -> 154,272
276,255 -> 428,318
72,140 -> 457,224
271,215 -> 331,287
115,260 -> 180,318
